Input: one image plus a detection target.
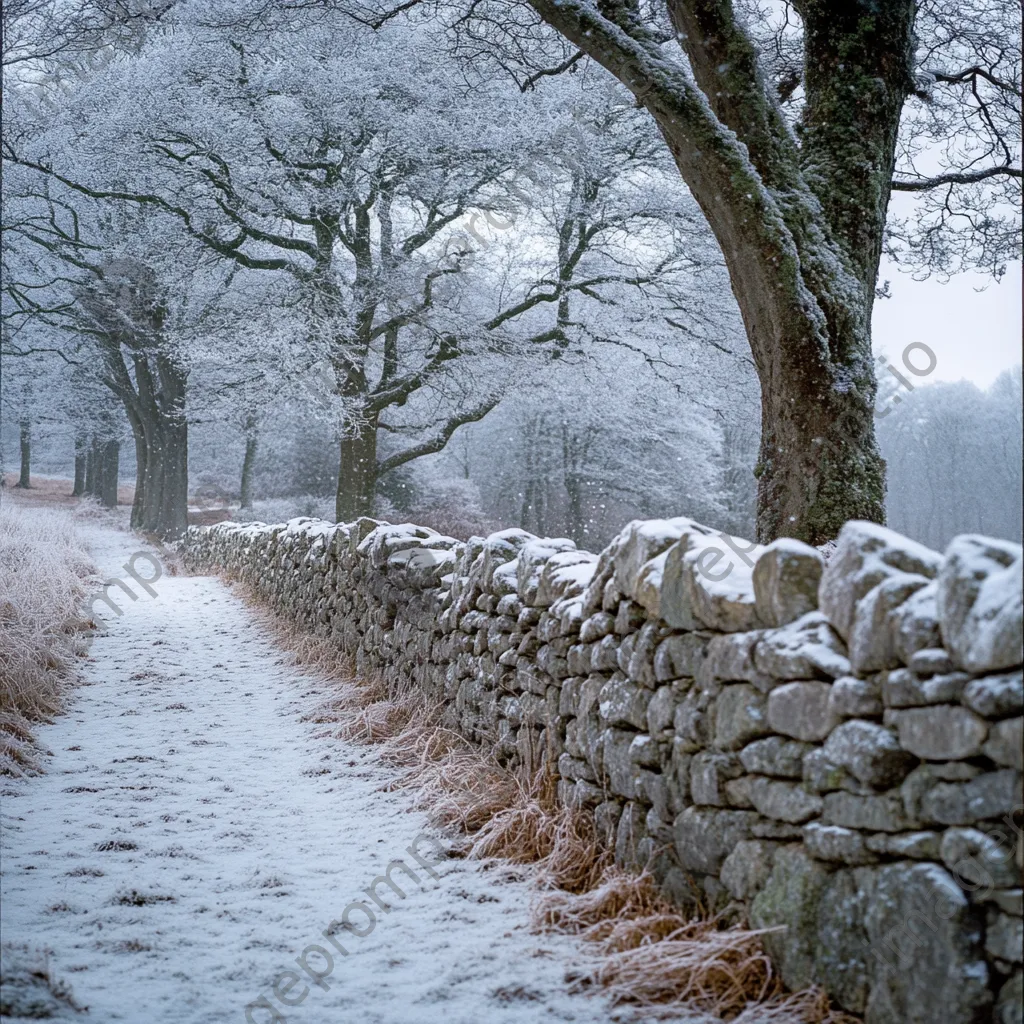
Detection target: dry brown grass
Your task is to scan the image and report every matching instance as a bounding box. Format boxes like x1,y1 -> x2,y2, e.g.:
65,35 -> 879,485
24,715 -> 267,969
223,578 -> 857,1024
0,942 -> 86,1018
0,501 -> 97,775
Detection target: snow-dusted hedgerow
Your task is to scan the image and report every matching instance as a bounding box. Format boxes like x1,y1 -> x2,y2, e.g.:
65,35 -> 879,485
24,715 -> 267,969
0,501 -> 96,774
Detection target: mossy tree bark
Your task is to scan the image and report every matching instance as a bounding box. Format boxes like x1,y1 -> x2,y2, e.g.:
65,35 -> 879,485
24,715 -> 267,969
525,0 -> 918,543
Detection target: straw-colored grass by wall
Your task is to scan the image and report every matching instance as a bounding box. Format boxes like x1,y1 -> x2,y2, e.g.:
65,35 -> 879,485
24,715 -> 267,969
0,942 -> 85,1019
229,585 -> 858,1023
0,500 -> 96,775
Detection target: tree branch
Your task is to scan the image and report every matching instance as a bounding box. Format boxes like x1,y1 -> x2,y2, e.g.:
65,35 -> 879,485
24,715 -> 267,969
891,163 -> 1022,191
377,396 -> 500,476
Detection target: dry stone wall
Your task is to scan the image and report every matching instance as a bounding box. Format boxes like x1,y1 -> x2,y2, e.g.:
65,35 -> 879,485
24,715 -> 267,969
184,514 -> 1024,1023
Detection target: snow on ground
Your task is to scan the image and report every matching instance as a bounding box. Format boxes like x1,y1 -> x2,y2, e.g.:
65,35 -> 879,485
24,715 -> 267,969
1,520 -> 705,1024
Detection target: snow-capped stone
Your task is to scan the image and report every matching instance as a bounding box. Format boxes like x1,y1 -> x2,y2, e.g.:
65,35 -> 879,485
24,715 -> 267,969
849,572 -> 932,674
802,823 -> 876,865
633,550 -> 668,619
480,529 -> 536,589
752,538 -> 825,627
890,580 -> 943,664
611,517 -> 712,602
491,558 -> 519,596
359,521 -> 439,567
818,521 -> 942,642
881,668 -> 969,707
516,537 -> 577,605
755,611 -> 851,680
961,671 -> 1024,718
579,611 -> 615,643
908,645 -> 956,677
661,531 -> 765,633
536,550 -> 598,607
938,536 -> 1023,673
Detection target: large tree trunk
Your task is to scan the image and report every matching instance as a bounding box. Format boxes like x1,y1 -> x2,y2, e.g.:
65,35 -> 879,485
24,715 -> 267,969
336,410 -> 378,522
131,410 -> 188,539
84,436 -> 98,496
137,420 -> 165,532
123,352 -> 188,540
239,416 -> 258,511
525,0 -> 916,544
754,355 -> 884,543
126,406 -> 148,529
16,420 -> 30,488
92,435 -> 107,499
158,413 -> 188,540
72,432 -> 87,496
100,440 -> 119,509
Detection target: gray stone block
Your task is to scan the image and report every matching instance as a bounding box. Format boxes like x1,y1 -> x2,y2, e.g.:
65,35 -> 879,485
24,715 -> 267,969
889,704 -> 988,760
767,681 -> 838,742
863,862 -> 992,1024
921,769 -> 1022,825
748,777 -> 823,824
721,839 -> 778,899
823,792 -> 914,833
822,720 -> 916,789
940,827 -> 1021,889
962,671 -> 1023,718
714,683 -> 770,750
983,717 -> 1023,769
739,735 -> 810,778
752,538 -> 824,628
690,750 -> 742,807
829,675 -> 884,718
598,672 -> 649,729
938,535 -> 1023,674
673,806 -> 757,874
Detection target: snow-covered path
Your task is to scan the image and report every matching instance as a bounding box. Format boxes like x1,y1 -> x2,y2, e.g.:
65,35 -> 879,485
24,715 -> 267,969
1,522 -> 666,1024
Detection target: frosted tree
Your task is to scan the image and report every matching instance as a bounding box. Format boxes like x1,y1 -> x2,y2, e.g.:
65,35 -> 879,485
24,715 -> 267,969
444,0 -> 1021,542
7,6 -> 724,522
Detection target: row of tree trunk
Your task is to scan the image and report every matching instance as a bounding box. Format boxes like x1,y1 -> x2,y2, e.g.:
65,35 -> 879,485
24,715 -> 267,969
72,432 -> 120,508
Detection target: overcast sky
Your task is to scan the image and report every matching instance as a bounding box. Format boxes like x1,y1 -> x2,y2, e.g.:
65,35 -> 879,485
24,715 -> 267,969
873,260 -> 1022,391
